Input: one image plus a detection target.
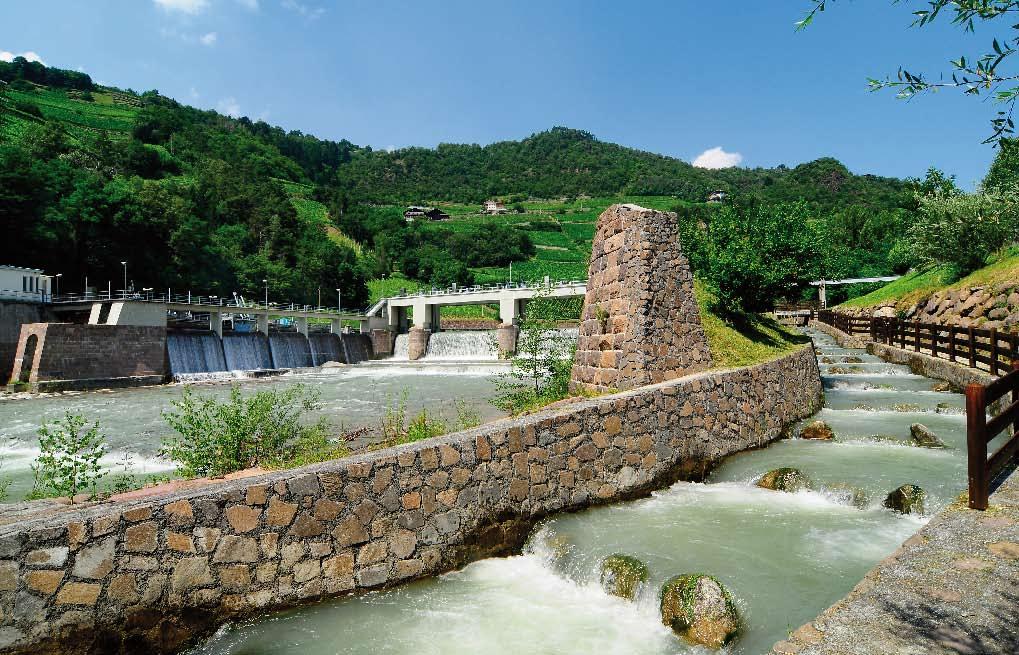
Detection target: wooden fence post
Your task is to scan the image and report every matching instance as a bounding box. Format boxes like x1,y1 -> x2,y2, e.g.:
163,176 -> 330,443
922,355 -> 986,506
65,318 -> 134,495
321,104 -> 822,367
967,383 -> 989,510
948,327 -> 956,363
914,320 -> 921,353
930,324 -> 938,359
968,326 -> 977,368
990,327 -> 1000,376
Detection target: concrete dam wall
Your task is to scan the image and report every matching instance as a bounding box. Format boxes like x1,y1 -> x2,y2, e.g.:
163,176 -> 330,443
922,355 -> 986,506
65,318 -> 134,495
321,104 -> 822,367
10,326 -> 376,390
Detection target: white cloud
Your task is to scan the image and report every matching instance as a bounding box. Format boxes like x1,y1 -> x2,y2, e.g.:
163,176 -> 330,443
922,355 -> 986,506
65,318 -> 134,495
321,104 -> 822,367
217,97 -> 241,117
153,0 -> 209,14
0,50 -> 46,65
282,0 -> 324,19
189,86 -> 201,100
692,146 -> 743,169
199,32 -> 217,46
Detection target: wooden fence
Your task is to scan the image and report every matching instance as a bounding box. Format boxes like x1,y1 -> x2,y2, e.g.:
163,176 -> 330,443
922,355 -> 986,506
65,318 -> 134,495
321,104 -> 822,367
817,310 -> 1019,376
966,363 -> 1019,509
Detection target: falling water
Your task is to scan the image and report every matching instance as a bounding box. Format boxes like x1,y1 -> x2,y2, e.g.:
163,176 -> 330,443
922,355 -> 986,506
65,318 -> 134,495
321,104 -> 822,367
341,333 -> 373,364
268,333 -> 314,369
222,333 -> 273,371
166,331 -> 227,376
308,333 -> 345,366
425,331 -> 499,360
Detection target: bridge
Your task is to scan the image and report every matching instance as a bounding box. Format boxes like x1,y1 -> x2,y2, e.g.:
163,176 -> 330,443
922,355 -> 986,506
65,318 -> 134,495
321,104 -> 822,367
810,276 -> 901,308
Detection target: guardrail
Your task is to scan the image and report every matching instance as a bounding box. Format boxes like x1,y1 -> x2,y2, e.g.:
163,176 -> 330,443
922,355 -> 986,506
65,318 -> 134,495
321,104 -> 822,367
49,291 -> 366,316
386,279 -> 587,300
817,310 -> 1019,376
966,362 -> 1019,509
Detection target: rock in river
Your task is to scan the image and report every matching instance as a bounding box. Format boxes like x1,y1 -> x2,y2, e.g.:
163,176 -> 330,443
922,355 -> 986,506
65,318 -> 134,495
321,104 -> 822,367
599,554 -> 649,600
660,574 -> 739,649
799,420 -> 834,441
910,423 -> 946,449
756,468 -> 811,493
883,484 -> 926,515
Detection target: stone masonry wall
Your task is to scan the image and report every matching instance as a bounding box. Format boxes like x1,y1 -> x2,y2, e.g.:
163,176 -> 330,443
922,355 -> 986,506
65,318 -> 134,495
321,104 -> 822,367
0,345 -> 821,655
571,204 -> 712,393
9,324 -> 167,388
0,302 -> 44,384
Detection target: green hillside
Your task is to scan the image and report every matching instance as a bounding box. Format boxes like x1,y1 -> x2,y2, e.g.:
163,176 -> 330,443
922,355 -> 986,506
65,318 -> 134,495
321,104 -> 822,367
1,57 -> 915,309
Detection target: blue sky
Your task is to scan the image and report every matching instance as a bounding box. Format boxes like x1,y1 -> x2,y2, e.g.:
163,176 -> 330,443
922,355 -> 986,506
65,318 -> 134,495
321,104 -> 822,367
0,1 -> 1003,186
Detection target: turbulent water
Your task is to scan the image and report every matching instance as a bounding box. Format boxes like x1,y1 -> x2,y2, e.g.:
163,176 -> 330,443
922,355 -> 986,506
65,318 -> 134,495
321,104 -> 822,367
0,363 -> 507,502
391,329 -> 579,362
190,329 -> 970,655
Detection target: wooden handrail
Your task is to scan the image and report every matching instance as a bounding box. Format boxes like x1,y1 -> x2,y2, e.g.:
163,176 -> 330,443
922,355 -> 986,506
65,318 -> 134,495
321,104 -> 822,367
966,361 -> 1019,510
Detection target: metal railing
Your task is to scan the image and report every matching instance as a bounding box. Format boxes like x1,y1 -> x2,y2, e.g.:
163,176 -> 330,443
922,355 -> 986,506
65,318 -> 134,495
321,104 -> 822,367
386,279 -> 587,300
49,290 -> 365,316
966,362 -> 1019,509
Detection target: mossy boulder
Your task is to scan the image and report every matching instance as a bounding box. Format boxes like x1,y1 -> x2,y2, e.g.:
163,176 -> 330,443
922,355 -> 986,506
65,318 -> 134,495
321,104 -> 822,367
660,574 -> 739,649
910,423 -> 946,449
843,356 -> 864,364
883,484 -> 926,515
931,381 -> 953,393
599,554 -> 649,600
756,468 -> 811,492
799,420 -> 834,441
824,483 -> 869,509
820,356 -> 834,364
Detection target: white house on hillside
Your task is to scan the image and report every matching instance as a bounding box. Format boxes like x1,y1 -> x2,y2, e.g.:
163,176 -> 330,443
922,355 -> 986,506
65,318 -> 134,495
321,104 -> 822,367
0,266 -> 50,302
482,200 -> 507,215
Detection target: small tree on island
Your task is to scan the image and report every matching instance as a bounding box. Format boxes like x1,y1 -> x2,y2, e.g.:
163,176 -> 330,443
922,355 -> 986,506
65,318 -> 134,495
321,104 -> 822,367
493,285 -> 577,413
31,412 -> 108,503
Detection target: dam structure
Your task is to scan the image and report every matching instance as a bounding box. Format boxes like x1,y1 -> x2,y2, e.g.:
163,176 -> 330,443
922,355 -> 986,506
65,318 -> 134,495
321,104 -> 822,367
6,281 -> 589,389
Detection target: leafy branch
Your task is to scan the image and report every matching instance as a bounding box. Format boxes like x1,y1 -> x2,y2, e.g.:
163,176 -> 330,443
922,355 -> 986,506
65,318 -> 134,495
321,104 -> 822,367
799,1 -> 1019,142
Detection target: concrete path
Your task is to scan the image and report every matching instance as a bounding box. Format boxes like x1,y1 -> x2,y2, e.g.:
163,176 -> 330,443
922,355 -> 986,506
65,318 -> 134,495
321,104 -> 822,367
770,469 -> 1019,655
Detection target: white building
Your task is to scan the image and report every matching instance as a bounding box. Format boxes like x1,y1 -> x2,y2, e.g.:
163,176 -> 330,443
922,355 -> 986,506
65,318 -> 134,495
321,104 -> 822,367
0,266 -> 50,302
482,200 -> 508,215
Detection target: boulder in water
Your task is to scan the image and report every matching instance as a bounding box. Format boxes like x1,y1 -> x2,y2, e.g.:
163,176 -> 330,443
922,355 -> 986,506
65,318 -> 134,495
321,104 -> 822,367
799,420 -> 834,441
910,423 -> 946,449
599,554 -> 649,600
843,356 -> 864,364
756,468 -> 811,492
824,483 -> 869,509
883,484 -> 926,515
820,356 -> 834,364
660,574 -> 739,649
931,381 -> 953,393
319,360 -> 345,369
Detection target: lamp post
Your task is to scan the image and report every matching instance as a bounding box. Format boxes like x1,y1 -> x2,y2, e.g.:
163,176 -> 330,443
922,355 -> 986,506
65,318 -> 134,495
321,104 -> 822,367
54,273 -> 61,298
121,261 -> 127,298
263,279 -> 268,308
318,287 -> 321,309
336,288 -> 341,311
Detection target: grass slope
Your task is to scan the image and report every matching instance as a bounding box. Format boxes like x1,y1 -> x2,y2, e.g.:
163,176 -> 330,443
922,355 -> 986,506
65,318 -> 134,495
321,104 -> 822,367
840,250 -> 1019,311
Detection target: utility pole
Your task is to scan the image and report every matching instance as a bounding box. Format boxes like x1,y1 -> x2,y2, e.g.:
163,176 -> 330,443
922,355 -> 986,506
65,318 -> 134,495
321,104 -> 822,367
263,278 -> 268,308
336,288 -> 341,311
121,261 -> 127,298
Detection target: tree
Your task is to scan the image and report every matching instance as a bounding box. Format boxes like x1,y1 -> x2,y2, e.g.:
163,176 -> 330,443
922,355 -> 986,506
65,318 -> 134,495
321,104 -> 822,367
31,413 -> 107,503
799,1 -> 1019,143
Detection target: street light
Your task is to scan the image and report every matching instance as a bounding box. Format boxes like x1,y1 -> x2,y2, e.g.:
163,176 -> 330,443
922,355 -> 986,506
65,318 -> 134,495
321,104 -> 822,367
336,288 -> 341,311
54,273 -> 62,297
121,261 -> 127,299
262,279 -> 268,308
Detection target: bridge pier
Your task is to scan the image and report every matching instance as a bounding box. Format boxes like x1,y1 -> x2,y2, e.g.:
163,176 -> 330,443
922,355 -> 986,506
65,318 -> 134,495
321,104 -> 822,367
256,313 -> 269,335
295,316 -> 309,336
407,328 -> 431,361
209,309 -> 223,338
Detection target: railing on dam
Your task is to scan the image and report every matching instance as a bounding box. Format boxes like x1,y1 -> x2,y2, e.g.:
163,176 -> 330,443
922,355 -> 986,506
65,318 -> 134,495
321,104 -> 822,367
385,279 -> 587,300
966,361 -> 1019,509
49,290 -> 367,317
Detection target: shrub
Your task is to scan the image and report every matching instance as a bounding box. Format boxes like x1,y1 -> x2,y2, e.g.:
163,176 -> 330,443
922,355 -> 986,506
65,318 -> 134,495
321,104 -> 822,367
161,384 -> 332,478
905,190 -> 1019,276
31,413 -> 107,503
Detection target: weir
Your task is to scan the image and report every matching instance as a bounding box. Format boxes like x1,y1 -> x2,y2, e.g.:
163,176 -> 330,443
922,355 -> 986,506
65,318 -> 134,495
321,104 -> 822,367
221,333 -> 273,371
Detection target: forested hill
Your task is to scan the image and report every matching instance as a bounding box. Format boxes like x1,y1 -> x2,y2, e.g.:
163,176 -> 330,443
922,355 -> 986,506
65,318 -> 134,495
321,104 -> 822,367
0,57 -> 911,307
337,127 -> 910,209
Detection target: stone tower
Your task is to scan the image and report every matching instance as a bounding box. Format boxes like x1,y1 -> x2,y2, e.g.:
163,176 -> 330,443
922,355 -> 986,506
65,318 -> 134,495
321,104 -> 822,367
570,204 -> 712,392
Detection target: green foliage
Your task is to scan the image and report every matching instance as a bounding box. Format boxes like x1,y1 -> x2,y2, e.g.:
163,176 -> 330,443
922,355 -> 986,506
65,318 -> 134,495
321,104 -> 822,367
691,200 -> 826,313
493,287 -> 577,414
901,189 -> 1019,275
984,137 -> 1019,191
161,384 -> 332,478
378,392 -> 480,447
31,413 -> 107,503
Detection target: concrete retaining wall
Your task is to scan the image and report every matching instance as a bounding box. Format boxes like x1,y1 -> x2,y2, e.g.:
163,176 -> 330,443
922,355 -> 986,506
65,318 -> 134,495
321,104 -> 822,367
0,345 -> 821,655
9,324 -> 168,391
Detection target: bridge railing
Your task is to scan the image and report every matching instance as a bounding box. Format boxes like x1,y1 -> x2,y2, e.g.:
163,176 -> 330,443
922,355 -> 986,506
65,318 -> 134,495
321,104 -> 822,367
386,279 -> 587,300
816,310 -> 1019,376
49,290 -> 367,316
966,361 -> 1019,509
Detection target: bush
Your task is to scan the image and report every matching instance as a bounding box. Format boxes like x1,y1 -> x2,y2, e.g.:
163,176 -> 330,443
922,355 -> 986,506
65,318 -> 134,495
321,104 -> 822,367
31,413 -> 107,503
161,384 -> 333,478
905,190 -> 1019,276
13,100 -> 42,118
